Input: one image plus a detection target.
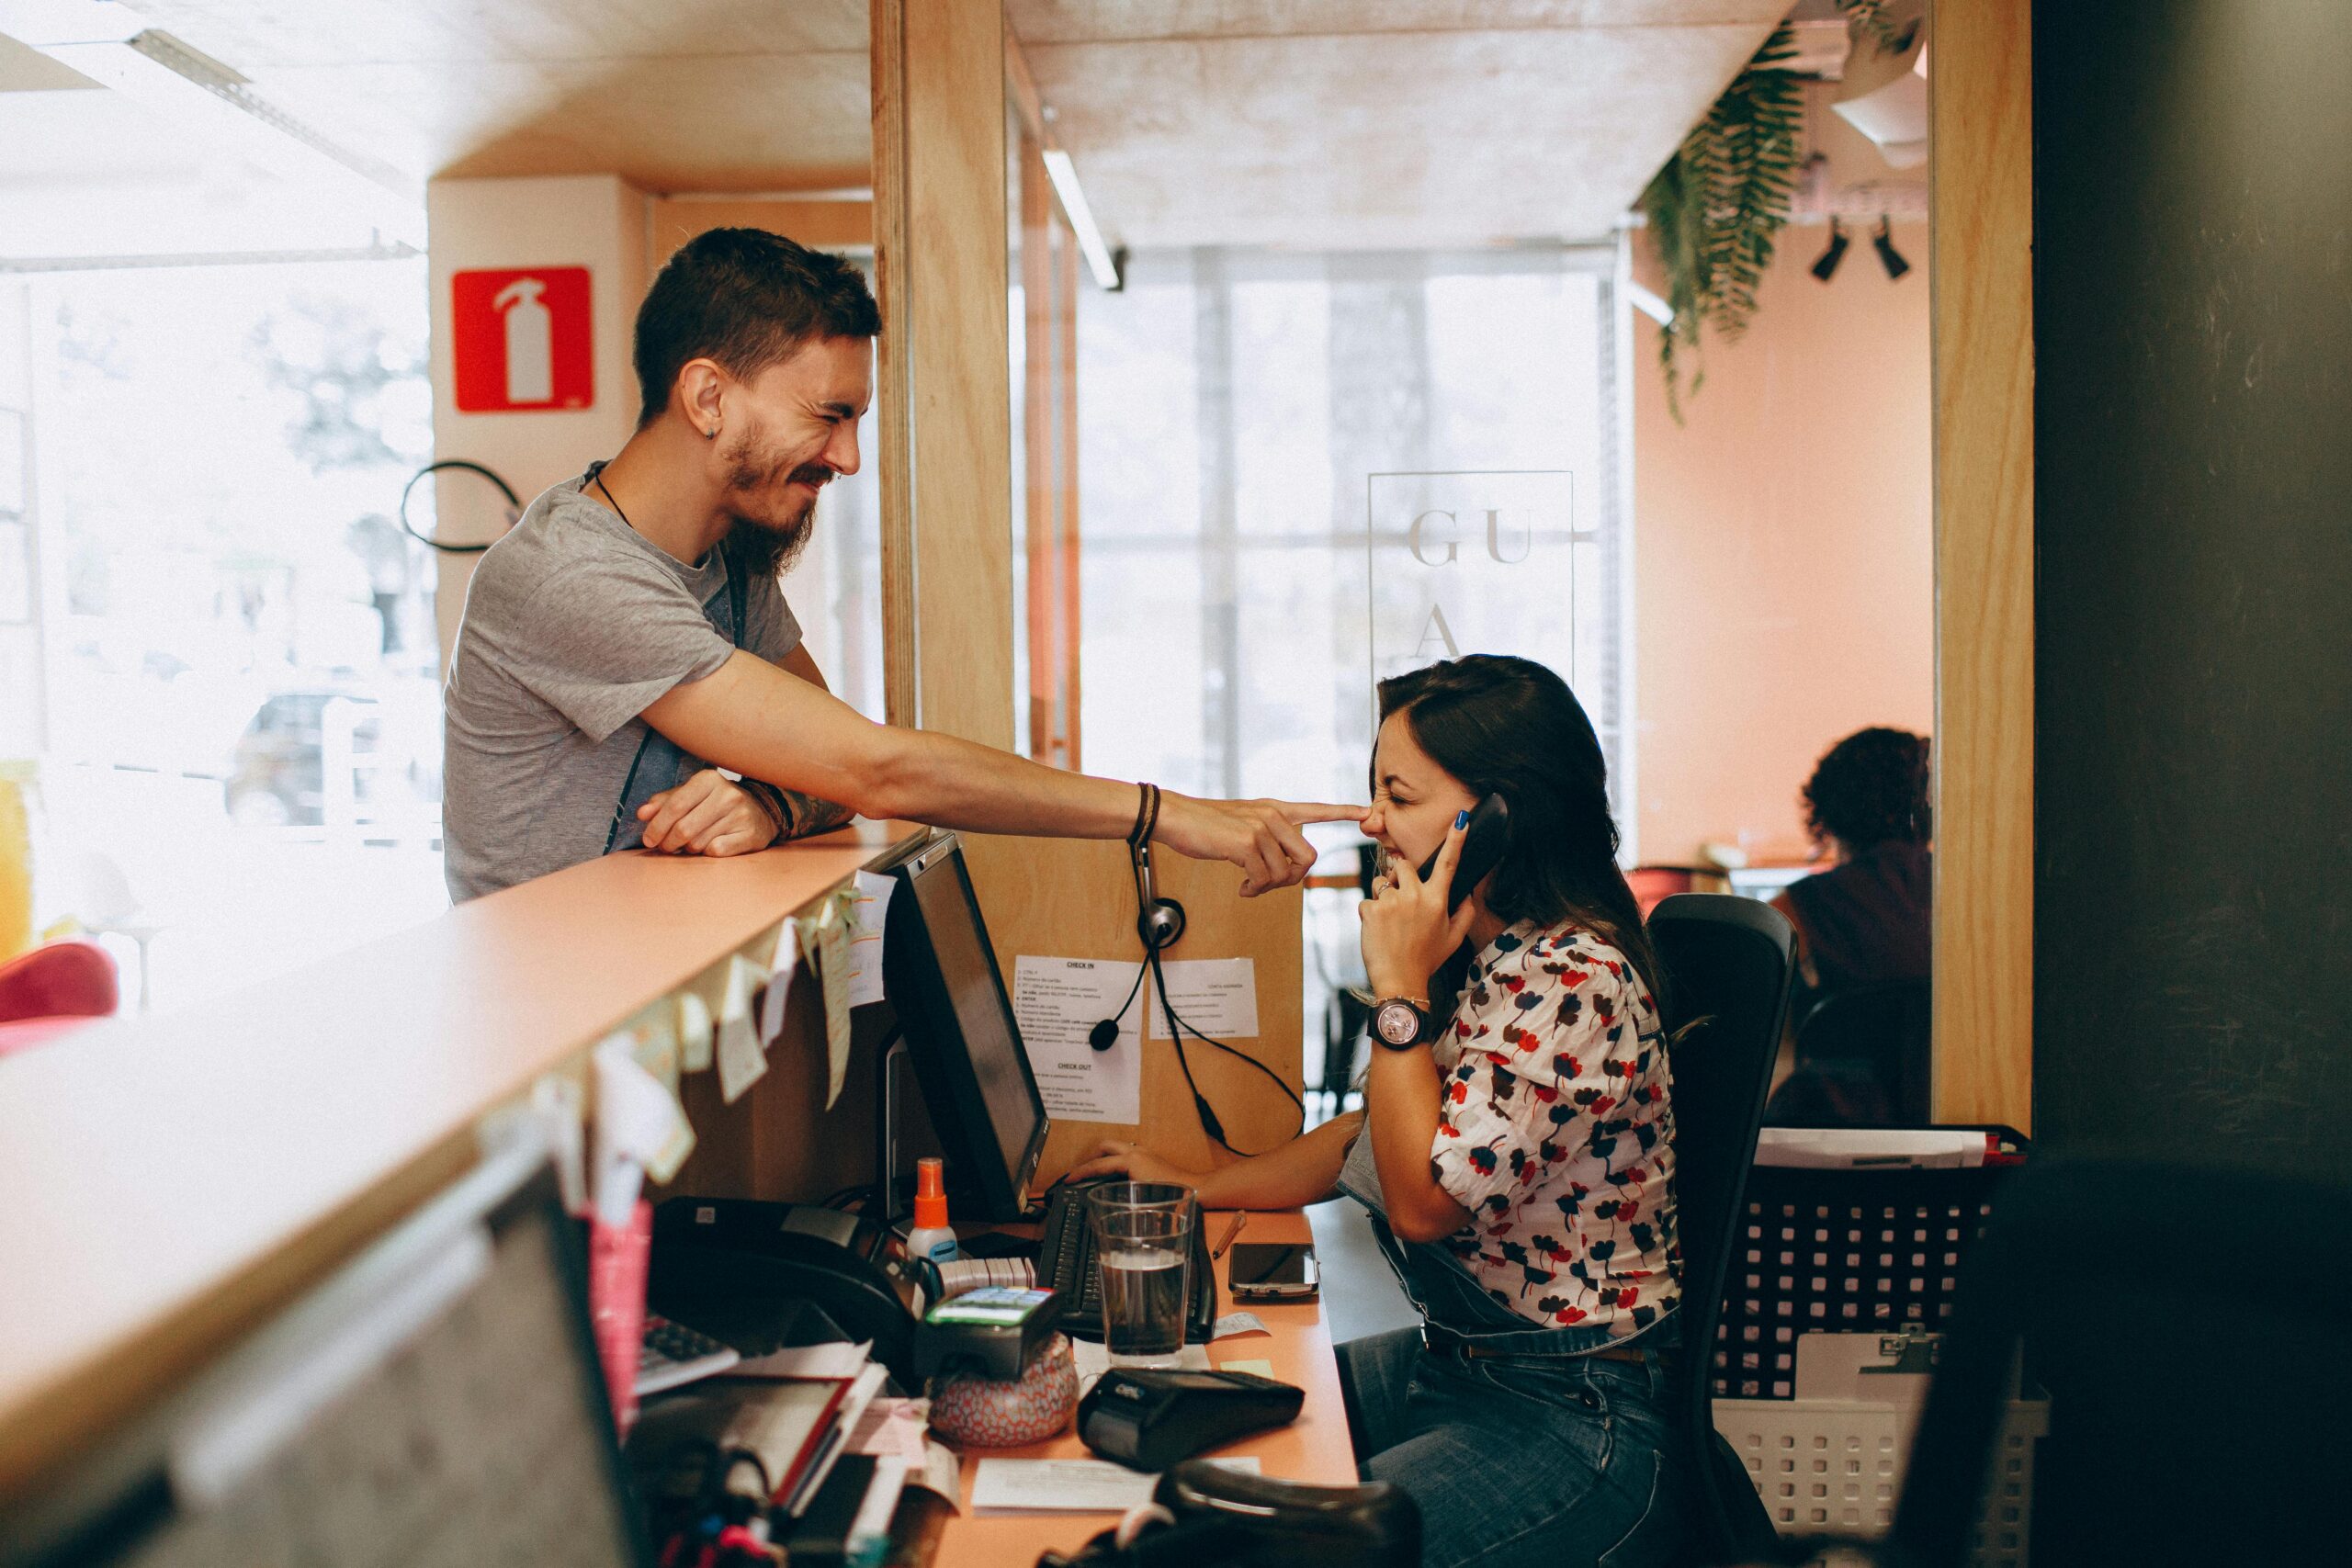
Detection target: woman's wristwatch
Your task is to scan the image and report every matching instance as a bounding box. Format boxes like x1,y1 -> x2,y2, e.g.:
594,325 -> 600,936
1370,996 -> 1432,1050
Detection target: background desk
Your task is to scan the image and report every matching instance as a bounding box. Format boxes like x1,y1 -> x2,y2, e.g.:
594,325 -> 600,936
938,1209 -> 1360,1563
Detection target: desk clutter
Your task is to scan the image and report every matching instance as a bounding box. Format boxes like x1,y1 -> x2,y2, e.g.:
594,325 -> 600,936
616,1185 -> 1322,1567
393,829 -> 1329,1566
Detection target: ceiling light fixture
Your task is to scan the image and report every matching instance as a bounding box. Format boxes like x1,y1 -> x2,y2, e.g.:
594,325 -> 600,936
4,6 -> 424,246
1811,217 -> 1849,282
1040,149 -> 1122,291
1873,217 -> 1912,281
1624,280 -> 1675,327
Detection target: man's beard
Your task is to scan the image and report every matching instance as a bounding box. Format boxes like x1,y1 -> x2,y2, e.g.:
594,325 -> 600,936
720,437 -> 826,577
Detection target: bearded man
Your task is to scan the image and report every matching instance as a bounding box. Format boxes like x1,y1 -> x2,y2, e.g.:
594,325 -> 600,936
442,228 -> 1352,901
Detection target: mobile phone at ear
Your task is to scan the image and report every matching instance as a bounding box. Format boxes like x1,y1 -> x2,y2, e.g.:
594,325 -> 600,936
1419,794 -> 1510,912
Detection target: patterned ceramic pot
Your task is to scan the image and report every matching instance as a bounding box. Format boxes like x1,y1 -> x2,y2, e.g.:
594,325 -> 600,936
927,1331 -> 1079,1447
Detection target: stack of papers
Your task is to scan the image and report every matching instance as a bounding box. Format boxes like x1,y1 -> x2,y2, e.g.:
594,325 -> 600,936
971,1456 -> 1261,1514
1753,1127 -> 1990,1168
630,1339 -> 887,1517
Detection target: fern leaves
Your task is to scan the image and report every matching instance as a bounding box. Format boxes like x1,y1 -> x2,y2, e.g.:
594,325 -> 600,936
1639,24 -> 1805,420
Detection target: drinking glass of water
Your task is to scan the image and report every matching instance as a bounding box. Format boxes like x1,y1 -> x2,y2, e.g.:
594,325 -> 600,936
1086,1181 -> 1193,1366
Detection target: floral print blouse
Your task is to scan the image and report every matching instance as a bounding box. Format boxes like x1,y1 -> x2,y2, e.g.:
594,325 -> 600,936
1428,919 -> 1681,1334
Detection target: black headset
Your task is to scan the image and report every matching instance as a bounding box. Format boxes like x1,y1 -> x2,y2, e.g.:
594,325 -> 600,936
1087,837 -> 1185,1052
1086,790 -> 1305,1154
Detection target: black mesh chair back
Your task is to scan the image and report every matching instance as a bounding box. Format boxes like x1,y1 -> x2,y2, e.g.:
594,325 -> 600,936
1887,1158 -> 2352,1568
1781,979 -> 1933,1126
1644,893 -> 1794,1563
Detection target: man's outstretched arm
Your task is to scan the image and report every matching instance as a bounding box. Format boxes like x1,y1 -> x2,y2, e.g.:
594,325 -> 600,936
640,649 -> 1363,893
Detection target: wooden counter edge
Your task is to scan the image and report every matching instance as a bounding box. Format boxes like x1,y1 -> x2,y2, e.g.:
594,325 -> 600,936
0,822 -> 929,1509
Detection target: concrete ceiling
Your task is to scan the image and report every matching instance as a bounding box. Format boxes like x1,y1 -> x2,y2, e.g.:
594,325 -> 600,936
3,0 -> 1792,257
127,0 -> 871,191
1012,1 -> 1787,248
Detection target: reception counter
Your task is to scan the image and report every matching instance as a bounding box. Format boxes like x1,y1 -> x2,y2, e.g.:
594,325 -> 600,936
0,820 -> 925,1510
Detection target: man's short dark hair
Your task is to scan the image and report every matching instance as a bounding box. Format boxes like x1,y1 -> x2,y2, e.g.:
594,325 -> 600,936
633,228 -> 879,427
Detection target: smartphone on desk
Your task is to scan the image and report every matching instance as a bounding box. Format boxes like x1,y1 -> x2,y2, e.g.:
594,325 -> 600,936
1228,1241 -> 1319,1302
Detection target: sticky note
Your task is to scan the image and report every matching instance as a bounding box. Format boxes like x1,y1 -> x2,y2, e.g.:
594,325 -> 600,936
798,889 -> 854,1111
845,870 -> 894,1008
717,954 -> 767,1104
676,988 -> 714,1073
760,919 -> 798,1045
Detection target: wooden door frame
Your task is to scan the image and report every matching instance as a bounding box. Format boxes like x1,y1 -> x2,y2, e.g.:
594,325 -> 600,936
1929,0 -> 2034,1131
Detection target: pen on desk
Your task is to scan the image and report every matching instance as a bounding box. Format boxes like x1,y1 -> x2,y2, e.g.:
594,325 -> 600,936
1211,1211 -> 1247,1260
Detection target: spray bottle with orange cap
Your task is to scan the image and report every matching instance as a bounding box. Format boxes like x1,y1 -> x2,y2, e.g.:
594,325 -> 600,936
904,1156 -> 960,1270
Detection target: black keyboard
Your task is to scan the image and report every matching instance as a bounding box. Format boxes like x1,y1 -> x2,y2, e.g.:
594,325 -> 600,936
1038,1179 -> 1218,1344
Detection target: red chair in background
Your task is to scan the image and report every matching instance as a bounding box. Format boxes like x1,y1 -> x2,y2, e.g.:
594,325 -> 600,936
0,940 -> 119,1058
1627,864 -> 1699,917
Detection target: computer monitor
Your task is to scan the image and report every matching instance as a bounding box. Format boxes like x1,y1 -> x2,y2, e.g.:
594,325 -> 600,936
879,833 -> 1050,1223
3,1142 -> 647,1568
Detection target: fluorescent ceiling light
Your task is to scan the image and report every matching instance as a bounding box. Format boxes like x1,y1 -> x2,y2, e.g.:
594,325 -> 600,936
1039,148 -> 1121,291
1624,280 -> 1675,327
1,2 -> 424,245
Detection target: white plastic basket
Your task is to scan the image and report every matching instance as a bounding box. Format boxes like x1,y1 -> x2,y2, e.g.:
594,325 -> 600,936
1714,1395 -> 2049,1568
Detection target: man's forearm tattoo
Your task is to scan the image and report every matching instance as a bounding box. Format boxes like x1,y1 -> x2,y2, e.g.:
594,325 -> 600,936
752,782 -> 855,841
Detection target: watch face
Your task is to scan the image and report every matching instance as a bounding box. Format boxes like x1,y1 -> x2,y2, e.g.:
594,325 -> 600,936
1374,1001 -> 1421,1046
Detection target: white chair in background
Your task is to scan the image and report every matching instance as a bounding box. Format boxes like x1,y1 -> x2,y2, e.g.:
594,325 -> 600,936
70,851 -> 166,1013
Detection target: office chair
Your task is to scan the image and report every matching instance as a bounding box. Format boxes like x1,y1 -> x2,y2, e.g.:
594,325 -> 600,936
1774,1157 -> 2348,1568
1645,894 -> 1795,1565
1772,980 -> 1933,1127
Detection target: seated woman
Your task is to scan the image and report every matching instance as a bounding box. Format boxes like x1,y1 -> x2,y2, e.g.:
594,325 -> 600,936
1762,727 -> 1932,1126
1070,654 -> 1683,1568
1771,727 -> 1933,1016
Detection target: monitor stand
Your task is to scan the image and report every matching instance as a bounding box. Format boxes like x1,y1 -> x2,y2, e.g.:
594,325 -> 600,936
873,1026 -> 910,1228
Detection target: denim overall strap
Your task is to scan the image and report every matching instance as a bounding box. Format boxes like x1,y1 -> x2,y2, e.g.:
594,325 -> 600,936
1338,1126 -> 1677,1360
603,545 -> 748,855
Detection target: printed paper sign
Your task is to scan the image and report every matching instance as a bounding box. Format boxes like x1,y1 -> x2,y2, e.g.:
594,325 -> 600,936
1147,957 -> 1260,1041
845,870 -> 895,1008
1012,955 -> 1144,1124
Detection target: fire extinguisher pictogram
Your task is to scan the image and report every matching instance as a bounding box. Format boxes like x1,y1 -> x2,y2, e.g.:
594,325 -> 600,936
451,266 -> 594,413
493,277 -> 553,405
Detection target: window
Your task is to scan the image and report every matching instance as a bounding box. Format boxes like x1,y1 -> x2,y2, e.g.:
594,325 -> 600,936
1075,244 -> 1634,1100
10,259 -> 444,1012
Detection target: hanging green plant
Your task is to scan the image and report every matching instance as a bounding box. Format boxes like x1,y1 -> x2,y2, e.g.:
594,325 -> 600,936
1835,0 -> 1922,55
1639,24 -> 1804,420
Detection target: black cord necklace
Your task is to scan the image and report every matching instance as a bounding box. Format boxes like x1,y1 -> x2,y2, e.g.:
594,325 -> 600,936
591,461 -> 636,532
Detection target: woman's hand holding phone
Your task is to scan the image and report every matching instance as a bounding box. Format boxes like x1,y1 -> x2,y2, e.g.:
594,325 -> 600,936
1360,811 -> 1481,1002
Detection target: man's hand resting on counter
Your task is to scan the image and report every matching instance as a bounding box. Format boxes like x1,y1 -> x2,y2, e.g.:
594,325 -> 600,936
637,768 -> 781,856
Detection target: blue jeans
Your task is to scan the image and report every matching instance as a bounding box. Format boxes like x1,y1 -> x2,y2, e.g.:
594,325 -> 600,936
1337,1326 -> 1686,1568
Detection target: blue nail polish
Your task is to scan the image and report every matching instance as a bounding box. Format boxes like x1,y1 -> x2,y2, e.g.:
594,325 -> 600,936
1454,809 -> 1470,829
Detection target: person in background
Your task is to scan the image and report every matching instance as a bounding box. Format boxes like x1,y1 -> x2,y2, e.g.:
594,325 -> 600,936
1771,726 -> 1932,1018
1071,655 -> 1685,1568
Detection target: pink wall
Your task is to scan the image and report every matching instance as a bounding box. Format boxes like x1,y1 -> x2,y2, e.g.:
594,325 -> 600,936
1631,121 -> 1932,865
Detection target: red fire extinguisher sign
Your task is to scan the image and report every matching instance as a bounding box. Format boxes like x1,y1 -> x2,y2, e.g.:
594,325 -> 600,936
451,266 -> 594,412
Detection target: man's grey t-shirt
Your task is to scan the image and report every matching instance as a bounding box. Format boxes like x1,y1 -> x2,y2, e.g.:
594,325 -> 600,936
442,470 -> 801,901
